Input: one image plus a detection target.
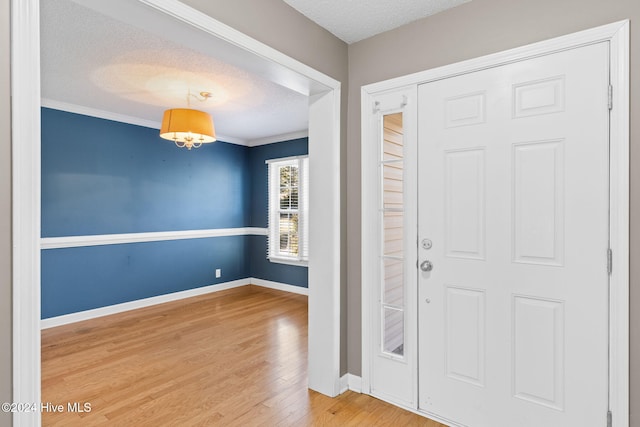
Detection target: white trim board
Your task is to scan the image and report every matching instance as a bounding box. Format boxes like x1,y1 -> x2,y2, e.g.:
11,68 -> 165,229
360,20 -> 629,427
41,98 -> 160,130
11,0 -> 42,424
265,154 -> 308,164
250,278 -> 309,296
307,88 -> 342,397
41,278 -> 308,329
41,227 -> 268,249
607,20 -> 630,427
136,0 -> 339,92
339,374 -> 362,394
362,21 -> 628,94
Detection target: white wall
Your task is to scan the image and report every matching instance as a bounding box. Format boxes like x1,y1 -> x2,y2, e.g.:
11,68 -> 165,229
0,0 -> 11,424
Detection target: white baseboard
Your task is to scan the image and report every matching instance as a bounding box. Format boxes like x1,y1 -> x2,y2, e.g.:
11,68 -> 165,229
41,277 -> 308,329
340,374 -> 349,393
41,278 -> 250,329
348,374 -> 362,393
340,374 -> 362,394
250,278 -> 309,296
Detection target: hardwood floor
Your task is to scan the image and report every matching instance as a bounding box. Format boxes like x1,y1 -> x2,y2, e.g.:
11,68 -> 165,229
42,285 -> 444,426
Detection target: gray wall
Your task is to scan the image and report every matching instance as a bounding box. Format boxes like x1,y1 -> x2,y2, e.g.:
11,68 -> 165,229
347,0 -> 640,424
180,0 -> 351,376
182,0 -> 348,84
1,1 -> 11,426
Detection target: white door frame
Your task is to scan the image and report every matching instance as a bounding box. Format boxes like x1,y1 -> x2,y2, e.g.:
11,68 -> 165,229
361,20 -> 629,427
12,1 -> 342,425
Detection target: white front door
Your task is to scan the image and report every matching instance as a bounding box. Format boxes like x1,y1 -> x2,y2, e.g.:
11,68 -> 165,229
417,42 -> 610,426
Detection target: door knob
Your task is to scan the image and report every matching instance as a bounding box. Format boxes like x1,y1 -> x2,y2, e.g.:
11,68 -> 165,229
420,260 -> 433,272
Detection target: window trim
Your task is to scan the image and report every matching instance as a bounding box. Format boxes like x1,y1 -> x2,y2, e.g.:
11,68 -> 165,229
266,155 -> 309,265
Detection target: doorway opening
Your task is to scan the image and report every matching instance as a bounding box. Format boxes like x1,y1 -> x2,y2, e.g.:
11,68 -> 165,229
12,0 -> 342,424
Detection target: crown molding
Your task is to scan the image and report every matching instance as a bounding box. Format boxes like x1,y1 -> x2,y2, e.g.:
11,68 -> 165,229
39,98 -> 307,147
40,98 -> 248,145
41,98 -> 160,129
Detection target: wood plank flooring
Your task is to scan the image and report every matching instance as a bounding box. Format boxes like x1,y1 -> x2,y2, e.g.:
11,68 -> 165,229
42,285 -> 445,426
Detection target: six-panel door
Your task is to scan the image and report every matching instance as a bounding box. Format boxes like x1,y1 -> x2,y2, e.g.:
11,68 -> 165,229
417,42 -> 610,426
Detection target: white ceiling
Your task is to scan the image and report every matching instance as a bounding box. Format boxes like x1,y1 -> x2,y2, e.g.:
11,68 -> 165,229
40,0 -> 317,145
41,0 -> 471,145
283,0 -> 471,44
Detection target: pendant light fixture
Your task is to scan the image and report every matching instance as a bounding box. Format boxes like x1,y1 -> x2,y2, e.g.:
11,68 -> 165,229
160,90 -> 216,150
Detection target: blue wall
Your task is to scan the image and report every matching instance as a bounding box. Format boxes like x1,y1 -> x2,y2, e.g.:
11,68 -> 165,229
247,138 -> 308,227
41,237 -> 248,318
42,108 -> 250,236
41,108 -> 308,318
247,139 -> 309,287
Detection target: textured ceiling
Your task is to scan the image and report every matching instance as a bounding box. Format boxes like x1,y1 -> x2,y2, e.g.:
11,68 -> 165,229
40,0 -> 311,145
283,0 -> 471,44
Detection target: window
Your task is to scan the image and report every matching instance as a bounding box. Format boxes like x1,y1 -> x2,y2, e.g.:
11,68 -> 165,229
267,156 -> 309,265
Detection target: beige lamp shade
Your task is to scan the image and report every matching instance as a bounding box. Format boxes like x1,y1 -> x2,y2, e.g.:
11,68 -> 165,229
159,108 -> 216,149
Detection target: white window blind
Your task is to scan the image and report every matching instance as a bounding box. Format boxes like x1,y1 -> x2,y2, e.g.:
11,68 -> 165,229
267,156 -> 309,265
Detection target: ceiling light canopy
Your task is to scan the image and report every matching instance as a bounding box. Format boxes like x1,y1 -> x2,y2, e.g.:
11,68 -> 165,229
159,91 -> 216,150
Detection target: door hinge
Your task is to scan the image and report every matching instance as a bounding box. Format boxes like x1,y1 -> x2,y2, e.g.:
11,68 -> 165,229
607,248 -> 613,275
607,409 -> 612,427
608,84 -> 613,110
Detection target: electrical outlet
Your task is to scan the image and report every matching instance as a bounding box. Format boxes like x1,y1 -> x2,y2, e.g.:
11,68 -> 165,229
215,268 -> 221,278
